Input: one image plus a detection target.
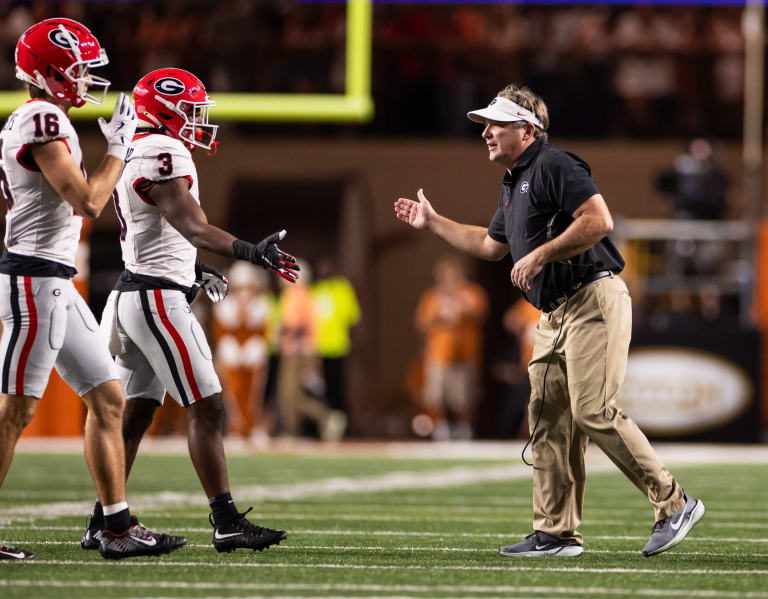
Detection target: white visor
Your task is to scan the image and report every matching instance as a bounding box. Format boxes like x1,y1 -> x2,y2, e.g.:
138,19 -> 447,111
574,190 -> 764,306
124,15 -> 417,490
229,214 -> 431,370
467,97 -> 544,129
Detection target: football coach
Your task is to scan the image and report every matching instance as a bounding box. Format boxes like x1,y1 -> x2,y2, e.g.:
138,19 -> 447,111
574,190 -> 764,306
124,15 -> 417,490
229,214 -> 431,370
394,83 -> 704,558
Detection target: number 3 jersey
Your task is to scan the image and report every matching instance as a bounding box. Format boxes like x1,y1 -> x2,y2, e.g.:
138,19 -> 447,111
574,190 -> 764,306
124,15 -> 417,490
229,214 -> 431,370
114,132 -> 199,288
0,99 -> 84,268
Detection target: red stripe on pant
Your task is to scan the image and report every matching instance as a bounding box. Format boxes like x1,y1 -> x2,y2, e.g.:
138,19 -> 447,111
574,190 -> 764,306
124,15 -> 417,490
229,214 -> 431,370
153,289 -> 202,402
16,277 -> 37,395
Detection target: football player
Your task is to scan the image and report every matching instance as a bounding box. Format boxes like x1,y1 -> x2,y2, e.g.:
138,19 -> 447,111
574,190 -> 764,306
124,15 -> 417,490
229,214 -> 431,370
0,18 -> 186,560
81,68 -> 297,554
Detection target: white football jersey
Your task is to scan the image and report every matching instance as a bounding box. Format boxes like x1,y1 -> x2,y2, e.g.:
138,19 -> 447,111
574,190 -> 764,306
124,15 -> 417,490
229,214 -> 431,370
0,100 -> 84,267
114,133 -> 198,287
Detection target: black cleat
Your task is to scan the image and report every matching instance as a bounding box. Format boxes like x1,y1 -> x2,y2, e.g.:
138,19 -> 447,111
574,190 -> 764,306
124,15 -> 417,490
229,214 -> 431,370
0,544 -> 34,560
210,507 -> 287,553
83,514 -> 147,551
98,523 -> 186,560
81,514 -> 102,550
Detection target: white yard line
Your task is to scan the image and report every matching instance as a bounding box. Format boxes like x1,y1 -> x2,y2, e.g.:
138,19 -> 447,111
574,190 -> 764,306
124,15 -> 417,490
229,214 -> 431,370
14,540 -> 768,559
3,524 -> 768,544
12,496 -> 764,522
116,596 -> 527,599
5,507 -> 768,529
82,511 -> 632,524
14,438 -> 768,463
116,596 -> 534,599
3,559 -> 767,576
2,463 -> 768,528
2,580 -> 768,599
94,510 -> 768,528
0,462 -> 609,518
4,442 -> 766,521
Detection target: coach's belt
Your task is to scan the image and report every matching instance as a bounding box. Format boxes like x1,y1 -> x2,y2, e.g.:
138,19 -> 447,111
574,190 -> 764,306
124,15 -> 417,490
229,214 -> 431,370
542,270 -> 614,313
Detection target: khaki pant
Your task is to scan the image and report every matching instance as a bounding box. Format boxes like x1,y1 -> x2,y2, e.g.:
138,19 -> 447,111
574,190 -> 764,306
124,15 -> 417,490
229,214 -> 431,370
277,353 -> 332,437
528,274 -> 684,544
220,363 -> 266,437
423,362 -> 477,416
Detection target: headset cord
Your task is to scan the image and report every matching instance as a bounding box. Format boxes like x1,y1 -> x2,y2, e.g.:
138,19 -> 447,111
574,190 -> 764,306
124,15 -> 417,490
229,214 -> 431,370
521,264 -> 574,468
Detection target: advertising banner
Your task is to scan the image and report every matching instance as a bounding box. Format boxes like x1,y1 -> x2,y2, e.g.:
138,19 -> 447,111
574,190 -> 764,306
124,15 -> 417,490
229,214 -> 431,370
618,327 -> 761,442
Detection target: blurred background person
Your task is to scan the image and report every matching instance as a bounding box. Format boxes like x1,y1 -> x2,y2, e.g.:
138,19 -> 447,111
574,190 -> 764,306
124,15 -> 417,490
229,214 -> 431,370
651,138 -> 732,322
212,262 -> 271,443
415,258 -> 488,440
311,256 -> 361,417
491,297 -> 541,439
277,260 -> 346,441
655,138 -> 730,221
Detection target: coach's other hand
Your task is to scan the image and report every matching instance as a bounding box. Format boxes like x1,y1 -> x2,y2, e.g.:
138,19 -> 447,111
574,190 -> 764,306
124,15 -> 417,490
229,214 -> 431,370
395,188 -> 436,231
510,249 -> 544,292
232,230 -> 300,283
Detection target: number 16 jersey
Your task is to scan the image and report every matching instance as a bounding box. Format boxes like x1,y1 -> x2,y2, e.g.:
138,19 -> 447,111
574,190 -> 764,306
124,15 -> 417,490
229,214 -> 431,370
114,132 -> 198,288
0,99 -> 84,268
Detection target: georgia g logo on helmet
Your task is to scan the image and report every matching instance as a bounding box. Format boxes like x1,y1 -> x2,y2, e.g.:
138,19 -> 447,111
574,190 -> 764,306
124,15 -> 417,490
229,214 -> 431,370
154,77 -> 185,96
48,28 -> 79,50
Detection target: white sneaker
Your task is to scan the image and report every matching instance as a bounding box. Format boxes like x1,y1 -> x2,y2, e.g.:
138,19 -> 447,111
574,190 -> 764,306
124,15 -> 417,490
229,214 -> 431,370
322,410 -> 347,442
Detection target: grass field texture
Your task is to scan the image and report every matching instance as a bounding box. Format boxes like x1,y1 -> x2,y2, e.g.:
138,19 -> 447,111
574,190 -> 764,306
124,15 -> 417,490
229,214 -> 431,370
0,443 -> 766,599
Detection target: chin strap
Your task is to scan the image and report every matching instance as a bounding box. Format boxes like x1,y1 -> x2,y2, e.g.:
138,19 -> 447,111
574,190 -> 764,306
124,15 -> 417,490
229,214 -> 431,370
137,110 -> 164,131
31,70 -> 56,99
206,141 -> 219,156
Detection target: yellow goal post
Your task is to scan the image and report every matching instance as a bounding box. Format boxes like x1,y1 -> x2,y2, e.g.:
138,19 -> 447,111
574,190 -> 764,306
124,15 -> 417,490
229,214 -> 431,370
0,0 -> 373,123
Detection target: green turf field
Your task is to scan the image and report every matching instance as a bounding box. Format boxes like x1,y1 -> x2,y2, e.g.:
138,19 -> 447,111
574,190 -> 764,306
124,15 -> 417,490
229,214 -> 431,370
0,448 -> 766,598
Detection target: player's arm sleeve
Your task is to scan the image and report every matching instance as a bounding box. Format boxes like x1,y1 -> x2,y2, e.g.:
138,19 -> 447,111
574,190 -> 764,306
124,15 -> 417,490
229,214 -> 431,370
135,146 -> 197,198
549,153 -> 600,215
15,104 -> 69,170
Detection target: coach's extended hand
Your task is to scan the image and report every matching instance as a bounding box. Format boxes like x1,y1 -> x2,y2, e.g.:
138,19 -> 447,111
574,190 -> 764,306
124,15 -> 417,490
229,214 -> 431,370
394,188 -> 436,230
232,230 -> 300,283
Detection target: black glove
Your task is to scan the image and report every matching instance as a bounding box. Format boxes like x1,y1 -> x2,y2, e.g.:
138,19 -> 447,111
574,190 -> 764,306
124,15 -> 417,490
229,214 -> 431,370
194,260 -> 229,302
233,230 -> 300,283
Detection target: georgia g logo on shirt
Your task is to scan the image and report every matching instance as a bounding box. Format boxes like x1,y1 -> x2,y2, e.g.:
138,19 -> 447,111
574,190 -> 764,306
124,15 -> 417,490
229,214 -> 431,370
520,181 -> 530,193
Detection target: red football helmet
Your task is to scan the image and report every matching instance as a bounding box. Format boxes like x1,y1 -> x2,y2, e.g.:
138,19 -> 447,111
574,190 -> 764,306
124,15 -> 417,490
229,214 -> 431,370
15,18 -> 110,108
132,68 -> 218,152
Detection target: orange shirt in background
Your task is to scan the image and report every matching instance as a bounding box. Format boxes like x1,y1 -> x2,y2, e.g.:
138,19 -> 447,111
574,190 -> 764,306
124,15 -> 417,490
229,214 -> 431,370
504,298 -> 541,368
278,284 -> 317,356
416,283 -> 488,365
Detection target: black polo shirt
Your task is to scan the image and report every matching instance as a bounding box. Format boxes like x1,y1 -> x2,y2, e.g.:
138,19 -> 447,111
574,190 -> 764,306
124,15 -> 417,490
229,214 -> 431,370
487,138 -> 625,309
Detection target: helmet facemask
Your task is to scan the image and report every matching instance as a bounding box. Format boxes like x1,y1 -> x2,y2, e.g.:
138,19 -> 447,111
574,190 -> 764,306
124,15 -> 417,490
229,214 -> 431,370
59,22 -> 110,105
64,55 -> 110,105
154,95 -> 218,150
